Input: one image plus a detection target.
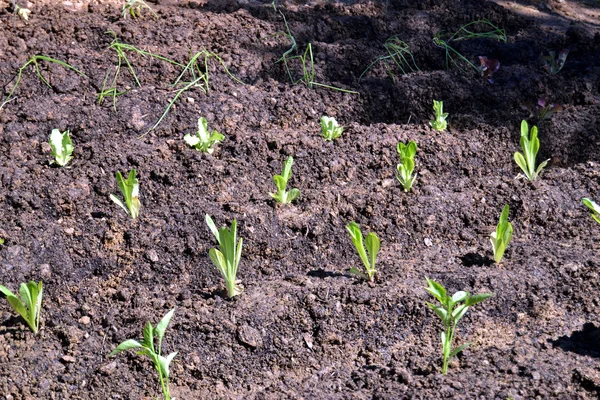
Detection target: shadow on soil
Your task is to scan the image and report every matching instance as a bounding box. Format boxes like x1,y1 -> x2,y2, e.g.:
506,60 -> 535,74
550,323 -> 600,358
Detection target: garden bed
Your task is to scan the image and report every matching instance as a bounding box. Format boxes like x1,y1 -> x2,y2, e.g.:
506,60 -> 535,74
0,0 -> 600,398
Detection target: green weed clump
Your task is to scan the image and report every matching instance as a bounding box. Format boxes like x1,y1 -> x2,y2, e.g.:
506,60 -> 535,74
360,36 -> 419,82
110,308 -> 177,400
0,281 -> 43,334
122,0 -> 158,19
425,277 -> 492,374
346,222 -> 380,282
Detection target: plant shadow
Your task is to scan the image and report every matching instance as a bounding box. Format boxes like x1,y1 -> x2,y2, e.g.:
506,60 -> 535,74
550,323 -> 600,358
460,252 -> 495,267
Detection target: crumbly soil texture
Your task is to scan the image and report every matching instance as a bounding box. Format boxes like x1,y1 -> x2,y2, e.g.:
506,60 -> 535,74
0,0 -> 600,398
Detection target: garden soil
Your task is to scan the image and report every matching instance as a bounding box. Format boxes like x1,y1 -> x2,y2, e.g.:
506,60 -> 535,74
0,0 -> 600,398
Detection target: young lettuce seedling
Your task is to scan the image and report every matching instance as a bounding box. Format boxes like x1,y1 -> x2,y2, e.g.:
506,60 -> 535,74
582,198 -> 600,224
110,169 -> 141,219
110,308 -> 176,400
0,281 -> 43,334
490,205 -> 513,264
184,117 -> 224,154
425,277 -> 492,375
396,141 -> 417,192
540,49 -> 569,75
320,116 -> 344,141
49,129 -> 74,167
206,215 -> 244,298
430,100 -> 448,131
346,222 -> 380,282
521,98 -> 563,121
270,156 -> 300,204
514,120 -> 550,181
478,56 -> 500,84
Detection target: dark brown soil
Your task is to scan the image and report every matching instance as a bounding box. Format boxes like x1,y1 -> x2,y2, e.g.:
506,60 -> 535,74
1,0 -> 600,398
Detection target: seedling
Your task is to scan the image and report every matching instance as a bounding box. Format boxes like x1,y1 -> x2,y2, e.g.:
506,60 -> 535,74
320,116 -> 344,141
206,215 -> 244,298
14,3 -> 30,20
521,98 -> 563,121
490,205 -> 513,264
359,36 -> 420,82
430,100 -> 448,131
110,308 -> 176,400
110,169 -> 141,219
346,222 -> 380,282
425,277 -> 492,374
270,156 -> 300,204
184,117 -> 224,154
396,141 -> 417,192
0,281 -> 43,334
478,56 -> 500,84
514,120 -> 550,181
275,13 -> 358,94
122,0 -> 158,19
540,49 -> 569,75
48,129 -> 74,167
582,198 -> 600,224
1,55 -> 87,111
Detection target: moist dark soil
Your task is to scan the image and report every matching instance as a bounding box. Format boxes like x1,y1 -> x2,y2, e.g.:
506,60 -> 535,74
1,0 -> 600,398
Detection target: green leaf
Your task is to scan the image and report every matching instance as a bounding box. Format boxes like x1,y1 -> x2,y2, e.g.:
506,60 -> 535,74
143,321 -> 154,350
452,304 -> 469,324
155,308 -> 175,343
184,133 -> 200,147
209,248 -> 227,276
109,194 -> 130,215
205,214 -> 221,244
346,222 -> 370,273
451,291 -> 468,303
425,277 -> 447,303
465,293 -> 493,306
0,285 -> 16,299
6,295 -> 29,324
286,188 -> 301,203
426,302 -> 448,321
273,175 -> 287,193
449,342 -> 471,358
110,339 -> 144,356
514,152 -> 528,177
281,156 -> 294,182
365,232 -> 380,272
536,159 -> 550,176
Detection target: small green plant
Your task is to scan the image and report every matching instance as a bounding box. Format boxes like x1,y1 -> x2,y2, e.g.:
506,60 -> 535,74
430,100 -> 448,131
320,116 -> 344,141
122,0 -> 158,19
0,281 -> 43,334
490,205 -> 513,264
48,129 -> 73,167
270,156 -> 300,204
1,55 -> 87,111
396,141 -> 417,192
425,277 -> 492,374
206,215 -> 244,298
360,36 -> 420,82
14,3 -> 31,20
110,169 -> 141,219
514,120 -> 550,181
110,308 -> 176,400
346,222 -> 380,282
582,198 -> 600,224
184,117 -> 224,154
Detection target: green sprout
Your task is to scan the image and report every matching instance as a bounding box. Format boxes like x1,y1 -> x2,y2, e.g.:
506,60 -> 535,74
49,129 -> 74,167
0,281 -> 43,334
1,55 -> 87,111
346,222 -> 380,282
430,100 -> 448,131
183,117 -> 224,154
490,205 -> 513,264
582,198 -> 600,224
110,308 -> 176,400
14,3 -> 31,20
425,277 -> 492,374
359,36 -> 420,82
206,215 -> 244,298
514,120 -> 550,181
270,156 -> 300,204
122,0 -> 158,19
110,169 -> 141,219
320,116 -> 344,141
396,141 -> 417,192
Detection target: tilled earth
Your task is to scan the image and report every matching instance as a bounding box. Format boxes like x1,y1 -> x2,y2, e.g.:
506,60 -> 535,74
0,0 -> 600,398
